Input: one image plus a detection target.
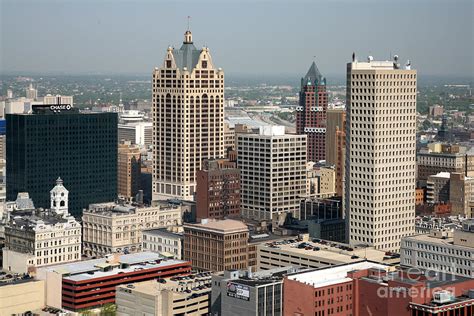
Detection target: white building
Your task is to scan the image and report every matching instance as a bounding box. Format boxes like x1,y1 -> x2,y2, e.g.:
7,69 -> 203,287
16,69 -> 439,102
43,94 -> 73,107
118,122 -> 153,148
152,29 -> 225,201
401,219 -> 474,278
142,227 -> 184,260
345,55 -> 417,252
25,83 -> 37,100
2,178 -> 81,273
237,126 -> 307,221
82,202 -> 183,258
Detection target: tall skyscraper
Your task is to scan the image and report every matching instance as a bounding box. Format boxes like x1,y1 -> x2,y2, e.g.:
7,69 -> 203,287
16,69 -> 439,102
296,62 -> 328,163
6,106 -> 117,217
345,55 -> 417,252
152,30 -> 225,201
237,126 -> 307,221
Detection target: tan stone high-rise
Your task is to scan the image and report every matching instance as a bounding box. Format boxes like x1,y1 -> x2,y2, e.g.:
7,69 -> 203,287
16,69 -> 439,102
345,56 -> 417,252
152,30 -> 225,201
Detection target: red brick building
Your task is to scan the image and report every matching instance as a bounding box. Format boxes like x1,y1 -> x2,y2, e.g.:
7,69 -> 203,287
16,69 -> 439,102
196,158 -> 240,221
284,261 -> 474,316
296,62 -> 328,163
39,252 -> 192,311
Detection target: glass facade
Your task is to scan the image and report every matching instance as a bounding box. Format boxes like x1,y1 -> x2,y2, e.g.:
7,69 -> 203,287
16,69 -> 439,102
6,111 -> 117,217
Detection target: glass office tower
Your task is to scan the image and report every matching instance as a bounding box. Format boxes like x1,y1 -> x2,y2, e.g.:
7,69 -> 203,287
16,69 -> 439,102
6,107 -> 117,217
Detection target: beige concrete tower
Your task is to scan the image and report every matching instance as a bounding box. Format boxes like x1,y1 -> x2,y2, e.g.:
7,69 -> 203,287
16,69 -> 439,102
345,55 -> 417,252
152,30 -> 225,200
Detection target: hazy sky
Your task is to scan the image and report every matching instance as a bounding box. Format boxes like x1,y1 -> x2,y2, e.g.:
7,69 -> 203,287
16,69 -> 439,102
1,0 -> 473,78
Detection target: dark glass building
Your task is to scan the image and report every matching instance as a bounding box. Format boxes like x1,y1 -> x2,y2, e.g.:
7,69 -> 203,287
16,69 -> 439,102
6,107 -> 117,217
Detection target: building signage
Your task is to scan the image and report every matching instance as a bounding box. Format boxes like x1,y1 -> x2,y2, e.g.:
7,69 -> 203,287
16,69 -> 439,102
226,282 -> 250,301
32,104 -> 73,113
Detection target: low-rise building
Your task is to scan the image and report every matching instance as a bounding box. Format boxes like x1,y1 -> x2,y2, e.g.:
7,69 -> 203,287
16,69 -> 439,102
0,275 -> 45,316
2,179 -> 81,273
415,188 -> 425,205
82,202 -> 183,258
401,219 -> 474,278
142,227 -> 184,260
284,261 -> 389,316
417,144 -> 474,184
36,252 -> 192,312
184,219 -> 249,271
116,271 -> 212,316
211,266 -> 300,316
257,238 -> 399,271
284,262 -> 474,316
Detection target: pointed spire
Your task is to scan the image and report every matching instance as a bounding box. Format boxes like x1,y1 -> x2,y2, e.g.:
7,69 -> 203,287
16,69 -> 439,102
56,177 -> 63,186
303,61 -> 323,85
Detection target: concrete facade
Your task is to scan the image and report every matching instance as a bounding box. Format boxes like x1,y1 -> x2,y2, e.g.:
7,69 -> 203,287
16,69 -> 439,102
211,267 -> 299,316
345,57 -> 417,252
142,228 -> 184,260
237,126 -> 307,221
401,219 -> 474,278
0,279 -> 45,315
116,272 -> 211,316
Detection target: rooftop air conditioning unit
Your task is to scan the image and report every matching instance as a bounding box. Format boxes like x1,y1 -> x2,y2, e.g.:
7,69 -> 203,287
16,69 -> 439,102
432,290 -> 454,304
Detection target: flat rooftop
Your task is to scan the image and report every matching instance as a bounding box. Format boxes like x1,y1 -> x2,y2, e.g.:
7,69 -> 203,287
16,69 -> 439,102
40,252 -> 188,282
287,261 -> 389,288
429,172 -> 451,179
143,228 -> 183,239
260,239 -> 400,265
185,219 -> 248,233
117,272 -> 211,296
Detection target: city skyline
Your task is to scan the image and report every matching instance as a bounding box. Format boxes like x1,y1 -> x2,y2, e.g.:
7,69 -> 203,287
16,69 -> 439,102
1,0 -> 472,78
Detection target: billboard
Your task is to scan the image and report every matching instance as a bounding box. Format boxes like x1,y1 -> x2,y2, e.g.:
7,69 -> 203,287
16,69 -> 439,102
226,282 -> 250,301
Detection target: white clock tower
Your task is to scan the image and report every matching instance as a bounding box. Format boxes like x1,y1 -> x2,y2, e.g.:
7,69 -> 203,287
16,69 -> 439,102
50,177 -> 69,216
